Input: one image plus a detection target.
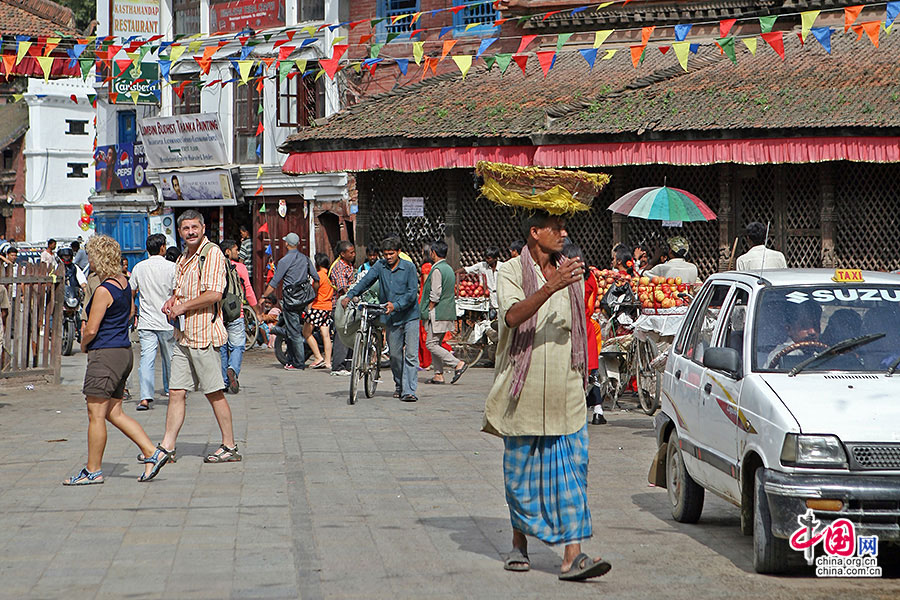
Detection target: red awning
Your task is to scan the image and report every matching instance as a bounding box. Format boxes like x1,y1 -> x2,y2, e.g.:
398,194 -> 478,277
283,137 -> 900,175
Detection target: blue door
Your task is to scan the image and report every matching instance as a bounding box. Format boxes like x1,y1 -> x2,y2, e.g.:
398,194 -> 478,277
94,212 -> 148,271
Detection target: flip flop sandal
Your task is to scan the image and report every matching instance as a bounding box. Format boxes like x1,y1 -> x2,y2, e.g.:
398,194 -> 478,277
62,467 -> 103,486
204,444 -> 242,463
451,364 -> 469,384
138,445 -> 170,482
138,447 -> 176,464
309,361 -> 326,369
425,378 -> 445,384
136,401 -> 151,411
558,553 -> 612,581
503,548 -> 530,572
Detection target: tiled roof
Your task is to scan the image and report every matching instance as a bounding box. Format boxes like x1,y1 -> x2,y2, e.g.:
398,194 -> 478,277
0,101 -> 28,150
0,0 -> 77,37
281,32 -> 900,153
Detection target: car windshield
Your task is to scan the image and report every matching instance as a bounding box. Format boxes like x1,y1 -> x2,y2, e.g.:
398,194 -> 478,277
753,285 -> 900,373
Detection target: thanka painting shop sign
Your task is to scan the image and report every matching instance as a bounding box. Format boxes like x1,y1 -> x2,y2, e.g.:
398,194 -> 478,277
112,0 -> 160,38
138,113 -> 229,169
210,0 -> 284,32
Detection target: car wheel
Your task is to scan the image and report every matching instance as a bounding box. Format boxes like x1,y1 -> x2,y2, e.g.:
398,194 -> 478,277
753,468 -> 791,574
666,431 -> 705,523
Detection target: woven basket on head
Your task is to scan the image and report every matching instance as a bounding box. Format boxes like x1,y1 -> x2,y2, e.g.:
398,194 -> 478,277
475,161 -> 611,215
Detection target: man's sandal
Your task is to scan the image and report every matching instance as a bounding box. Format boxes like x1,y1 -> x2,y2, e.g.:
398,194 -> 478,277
558,554 -> 612,581
503,548 -> 530,572
138,445 -> 170,482
204,444 -> 242,463
62,467 -> 104,486
138,447 -> 176,464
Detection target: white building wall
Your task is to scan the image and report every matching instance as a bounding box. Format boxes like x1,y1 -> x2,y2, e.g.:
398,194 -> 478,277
24,78 -> 97,242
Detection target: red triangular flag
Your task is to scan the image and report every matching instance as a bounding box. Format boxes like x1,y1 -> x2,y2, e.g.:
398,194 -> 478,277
332,44 -> 349,61
512,54 -> 528,75
320,57 -> 341,79
659,46 -> 670,55
516,35 -> 537,55
261,57 -> 275,69
255,78 -> 264,92
797,32 -> 804,46
860,20 -> 881,47
448,6 -> 466,14
285,30 -> 296,42
844,5 -> 864,32
194,56 -> 212,74
536,51 -> 555,77
630,44 -> 646,67
719,18 -> 737,38
258,221 -> 269,234
255,121 -> 264,136
173,80 -> 188,99
278,46 -> 295,61
359,34 -> 373,44
255,185 -> 265,196
109,92 -> 118,104
542,10 -> 562,21
760,31 -> 785,59
115,57 -> 133,73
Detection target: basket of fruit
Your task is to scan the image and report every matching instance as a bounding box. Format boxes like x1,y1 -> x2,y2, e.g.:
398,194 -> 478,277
456,273 -> 490,311
637,276 -> 694,315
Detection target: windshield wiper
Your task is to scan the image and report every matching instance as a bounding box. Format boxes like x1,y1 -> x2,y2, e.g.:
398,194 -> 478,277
887,353 -> 900,377
788,333 -> 885,377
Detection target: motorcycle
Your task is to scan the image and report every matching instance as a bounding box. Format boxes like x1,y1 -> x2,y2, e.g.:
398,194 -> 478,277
269,311 -> 323,367
57,248 -> 84,356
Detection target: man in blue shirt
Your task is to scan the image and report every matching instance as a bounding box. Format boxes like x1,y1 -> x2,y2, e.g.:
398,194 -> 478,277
342,236 -> 420,402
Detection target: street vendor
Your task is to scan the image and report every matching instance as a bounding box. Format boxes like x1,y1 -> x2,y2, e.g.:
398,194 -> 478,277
645,236 -> 701,284
457,246 -> 502,310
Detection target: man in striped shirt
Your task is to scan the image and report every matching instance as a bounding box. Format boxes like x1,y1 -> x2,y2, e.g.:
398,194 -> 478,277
160,210 -> 241,464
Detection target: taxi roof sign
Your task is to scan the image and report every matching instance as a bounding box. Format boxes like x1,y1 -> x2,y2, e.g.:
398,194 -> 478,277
832,269 -> 864,283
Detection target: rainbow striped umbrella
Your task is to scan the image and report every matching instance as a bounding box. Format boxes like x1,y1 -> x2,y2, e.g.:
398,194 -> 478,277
607,186 -> 717,222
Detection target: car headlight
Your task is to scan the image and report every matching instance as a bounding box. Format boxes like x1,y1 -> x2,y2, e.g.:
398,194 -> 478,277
780,434 -> 848,469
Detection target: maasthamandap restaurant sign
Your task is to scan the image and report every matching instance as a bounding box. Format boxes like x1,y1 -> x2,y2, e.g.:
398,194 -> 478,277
111,0 -> 160,38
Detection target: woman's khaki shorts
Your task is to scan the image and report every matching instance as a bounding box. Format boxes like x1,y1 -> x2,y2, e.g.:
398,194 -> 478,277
83,347 -> 134,399
170,343 -> 224,395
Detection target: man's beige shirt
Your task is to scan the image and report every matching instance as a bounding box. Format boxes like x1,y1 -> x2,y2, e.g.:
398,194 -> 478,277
483,256 -> 586,438
174,238 -> 227,349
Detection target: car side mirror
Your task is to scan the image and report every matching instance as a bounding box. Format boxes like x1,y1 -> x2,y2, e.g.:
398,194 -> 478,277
703,347 -> 742,379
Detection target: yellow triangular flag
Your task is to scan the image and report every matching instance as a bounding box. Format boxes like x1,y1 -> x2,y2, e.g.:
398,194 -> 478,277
36,56 -> 54,81
672,41 -> 690,72
597,2 -> 614,8
315,69 -> 325,81
188,39 -> 203,52
16,41 -> 32,65
351,62 -> 362,73
257,165 -> 264,179
465,22 -> 482,32
452,55 -> 472,79
800,10 -> 820,41
129,90 -> 140,105
601,49 -> 617,60
169,46 -> 186,62
742,37 -> 757,55
238,60 -> 254,84
886,22 -> 894,35
594,30 -> 614,48
390,13 -> 410,25
302,26 -> 317,37
126,51 -> 141,65
12,93 -> 23,102
332,36 -> 347,45
294,59 -> 307,73
412,42 -> 424,65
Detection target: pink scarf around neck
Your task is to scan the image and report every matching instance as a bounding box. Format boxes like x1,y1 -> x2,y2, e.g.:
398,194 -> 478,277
508,245 -> 588,402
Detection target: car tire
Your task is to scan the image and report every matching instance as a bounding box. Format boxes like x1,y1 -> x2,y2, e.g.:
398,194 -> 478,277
753,468 -> 791,574
666,431 -> 705,523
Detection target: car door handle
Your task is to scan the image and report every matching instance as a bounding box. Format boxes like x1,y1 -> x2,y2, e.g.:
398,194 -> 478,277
704,383 -> 712,394
675,369 -> 681,380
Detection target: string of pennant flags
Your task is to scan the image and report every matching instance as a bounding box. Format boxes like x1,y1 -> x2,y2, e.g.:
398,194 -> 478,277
4,1 -> 899,108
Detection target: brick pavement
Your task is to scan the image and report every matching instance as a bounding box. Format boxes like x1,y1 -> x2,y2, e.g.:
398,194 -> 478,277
0,348 -> 897,599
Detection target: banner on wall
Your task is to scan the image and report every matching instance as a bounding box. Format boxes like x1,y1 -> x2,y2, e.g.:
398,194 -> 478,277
94,143 -> 151,192
112,0 -> 160,38
110,61 -> 161,104
149,208 -> 177,247
210,0 -> 285,33
139,113 -> 229,169
159,169 -> 241,206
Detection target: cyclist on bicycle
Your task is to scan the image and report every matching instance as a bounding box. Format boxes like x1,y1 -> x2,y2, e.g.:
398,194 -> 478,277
341,236 -> 420,403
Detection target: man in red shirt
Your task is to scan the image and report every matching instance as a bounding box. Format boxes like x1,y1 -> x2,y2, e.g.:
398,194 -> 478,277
328,240 -> 356,375
219,239 -> 258,394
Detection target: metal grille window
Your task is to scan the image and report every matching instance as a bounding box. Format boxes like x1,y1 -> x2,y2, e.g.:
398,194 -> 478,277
299,0 -> 325,21
65,119 -> 88,135
452,0 -> 500,35
173,77 -> 201,115
277,68 -> 325,128
173,0 -> 200,37
379,0 -> 418,36
234,76 -> 263,164
67,163 -> 88,178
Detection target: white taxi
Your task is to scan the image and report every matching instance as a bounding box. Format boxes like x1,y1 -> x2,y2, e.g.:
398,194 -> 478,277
649,269 -> 900,573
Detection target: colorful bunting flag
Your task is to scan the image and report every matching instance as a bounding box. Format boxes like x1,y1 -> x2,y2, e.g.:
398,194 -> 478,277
370,43 -> 383,58
742,37 -> 758,55
412,42 -> 424,65
483,55 -> 497,70
320,57 -> 341,79
512,54 -> 528,76
44,38 -> 61,56
719,18 -> 737,38
476,37 -> 497,59
630,45 -> 645,68
294,59 -> 307,74
672,41 -> 690,71
35,55 -> 53,80
717,37 -> 737,64
801,11 -> 820,40
659,46 -> 670,55
452,55 -> 472,79
844,5 -> 864,32
759,16 -> 777,33
641,26 -> 655,46
536,51 -> 556,77
440,40 -> 457,61
594,30 -> 613,48
396,58 -> 408,75
811,27 -> 834,53
674,24 -> 692,42
601,49 -> 617,60
495,53 -> 512,74
439,26 -> 453,39
238,60 -> 254,83
277,46 -> 295,61
760,31 -> 785,59
2,55 -> 15,76
888,2 -> 900,26
516,35 -> 537,55
169,46 -> 186,63
278,60 -> 292,82
15,41 -> 31,65
579,47 -> 598,70
861,20 -> 881,47
556,33 -> 574,53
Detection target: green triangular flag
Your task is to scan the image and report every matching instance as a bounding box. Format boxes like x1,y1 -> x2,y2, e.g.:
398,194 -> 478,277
370,18 -> 385,27
370,43 -> 383,59
259,203 -> 266,213
263,33 -> 273,42
278,60 -> 292,82
483,55 -> 497,70
257,102 -> 265,115
556,32 -> 574,53
386,32 -> 400,44
495,53 -> 512,74
79,58 -> 93,80
717,36 -> 737,64
759,15 -> 777,33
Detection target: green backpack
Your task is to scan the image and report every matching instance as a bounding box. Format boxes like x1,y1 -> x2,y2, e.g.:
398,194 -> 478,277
198,243 -> 245,324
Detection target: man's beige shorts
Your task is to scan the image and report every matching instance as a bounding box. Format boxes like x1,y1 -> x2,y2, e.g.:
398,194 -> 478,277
170,344 -> 224,395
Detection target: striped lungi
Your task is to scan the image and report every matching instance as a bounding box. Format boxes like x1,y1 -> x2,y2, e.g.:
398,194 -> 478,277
502,424 -> 592,545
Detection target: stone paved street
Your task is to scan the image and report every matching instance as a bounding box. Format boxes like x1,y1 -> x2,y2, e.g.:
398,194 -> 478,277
0,348 -> 897,599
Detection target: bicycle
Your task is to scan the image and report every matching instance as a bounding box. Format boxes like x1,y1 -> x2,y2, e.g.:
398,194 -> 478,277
243,304 -> 259,349
348,301 -> 387,405
449,308 -> 497,367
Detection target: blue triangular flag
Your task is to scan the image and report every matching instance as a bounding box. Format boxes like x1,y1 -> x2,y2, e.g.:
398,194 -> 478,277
240,45 -> 253,60
476,37 -> 498,58
689,43 -> 700,54
15,35 -> 29,42
159,59 -> 171,81
158,41 -> 172,53
439,26 -> 453,39
578,47 -> 598,70
674,24 -> 693,42
571,6 -> 588,14
887,1 -> 900,26
811,27 -> 833,54
255,62 -> 265,75
256,143 -> 262,157
396,58 -> 408,75
300,38 -> 317,48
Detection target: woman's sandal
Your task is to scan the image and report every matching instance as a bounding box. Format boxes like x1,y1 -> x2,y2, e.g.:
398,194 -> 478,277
138,445 -> 170,482
62,467 -> 104,486
138,447 -> 176,464
204,444 -> 242,463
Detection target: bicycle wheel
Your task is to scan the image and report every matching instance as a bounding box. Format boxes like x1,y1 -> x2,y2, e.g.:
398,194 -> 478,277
637,339 -> 660,416
349,329 -> 366,405
243,309 -> 259,350
449,320 -> 484,367
364,333 -> 381,398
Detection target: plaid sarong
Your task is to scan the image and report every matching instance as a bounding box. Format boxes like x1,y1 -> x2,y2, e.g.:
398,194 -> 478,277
503,424 -> 592,545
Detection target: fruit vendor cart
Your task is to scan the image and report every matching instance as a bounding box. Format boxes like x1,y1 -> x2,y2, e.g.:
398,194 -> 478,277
449,272 -> 496,366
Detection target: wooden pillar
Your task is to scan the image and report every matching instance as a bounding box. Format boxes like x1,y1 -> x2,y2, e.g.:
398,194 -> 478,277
611,168 -> 628,245
354,173 -> 370,261
717,163 -> 734,271
445,170 -> 461,270
820,163 -> 836,267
